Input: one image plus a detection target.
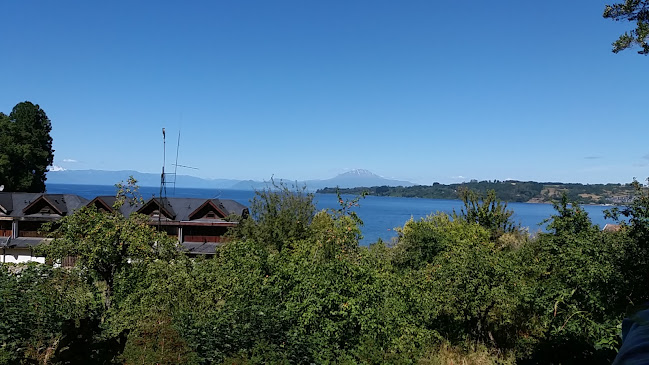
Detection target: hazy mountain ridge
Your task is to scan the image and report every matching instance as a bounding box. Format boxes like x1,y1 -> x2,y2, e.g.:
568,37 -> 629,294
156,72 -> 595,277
46,169 -> 415,191
46,169 -> 241,189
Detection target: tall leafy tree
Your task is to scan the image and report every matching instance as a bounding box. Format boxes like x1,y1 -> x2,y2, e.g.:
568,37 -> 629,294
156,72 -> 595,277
0,101 -> 54,192
453,188 -> 519,240
604,1 -> 649,54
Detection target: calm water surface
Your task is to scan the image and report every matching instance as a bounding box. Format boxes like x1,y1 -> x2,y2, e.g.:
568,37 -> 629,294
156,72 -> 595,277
47,184 -> 617,245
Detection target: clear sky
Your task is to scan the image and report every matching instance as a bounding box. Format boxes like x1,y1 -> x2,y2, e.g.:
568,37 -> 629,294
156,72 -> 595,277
1,1 -> 647,185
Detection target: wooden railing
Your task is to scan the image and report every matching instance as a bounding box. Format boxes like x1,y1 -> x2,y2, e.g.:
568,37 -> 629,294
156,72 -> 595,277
0,229 -> 11,237
62,256 -> 77,267
183,235 -> 227,243
19,231 -> 45,238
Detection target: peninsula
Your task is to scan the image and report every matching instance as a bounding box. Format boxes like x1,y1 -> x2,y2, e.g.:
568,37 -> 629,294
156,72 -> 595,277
317,180 -> 637,205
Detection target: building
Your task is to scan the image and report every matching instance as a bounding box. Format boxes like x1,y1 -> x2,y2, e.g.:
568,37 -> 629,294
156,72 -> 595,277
0,193 -> 249,263
87,196 -> 249,255
0,192 -> 89,263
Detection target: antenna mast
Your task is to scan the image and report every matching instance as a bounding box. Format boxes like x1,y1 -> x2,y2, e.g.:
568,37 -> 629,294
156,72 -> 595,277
173,131 -> 180,195
159,128 -> 167,230
160,128 -> 198,199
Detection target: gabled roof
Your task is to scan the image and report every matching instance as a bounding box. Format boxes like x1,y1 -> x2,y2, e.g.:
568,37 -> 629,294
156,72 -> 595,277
188,199 -> 228,220
86,196 -> 147,218
1,193 -> 41,217
0,193 -> 88,219
132,197 -> 247,222
87,196 -> 116,213
214,199 -> 248,218
0,193 -> 246,222
23,194 -> 66,215
0,193 -> 13,214
137,198 -> 176,220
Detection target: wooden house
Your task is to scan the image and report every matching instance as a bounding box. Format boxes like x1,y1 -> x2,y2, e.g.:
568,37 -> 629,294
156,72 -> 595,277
0,192 -> 88,263
0,192 -> 248,263
87,196 -> 249,255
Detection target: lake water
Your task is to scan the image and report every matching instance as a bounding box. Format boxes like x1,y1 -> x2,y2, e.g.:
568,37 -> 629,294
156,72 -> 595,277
46,183 -> 618,245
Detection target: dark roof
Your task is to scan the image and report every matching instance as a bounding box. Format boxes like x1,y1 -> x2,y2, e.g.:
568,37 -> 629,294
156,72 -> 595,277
98,196 -> 118,207
0,193 -> 13,214
87,196 -> 115,212
23,194 -> 67,215
188,200 -> 226,220
0,193 -> 247,223
138,198 -> 176,220
213,199 -> 248,217
0,192 -> 39,216
0,193 -> 88,218
138,197 -> 247,222
1,237 -> 49,248
87,196 -> 143,216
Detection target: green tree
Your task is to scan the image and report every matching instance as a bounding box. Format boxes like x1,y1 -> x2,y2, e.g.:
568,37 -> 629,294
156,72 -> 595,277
605,178 -> 649,305
33,178 -> 182,363
0,102 -> 54,192
0,264 -> 101,364
604,0 -> 649,54
37,178 -> 178,309
232,180 -> 316,252
518,197 -> 623,363
454,189 -> 519,241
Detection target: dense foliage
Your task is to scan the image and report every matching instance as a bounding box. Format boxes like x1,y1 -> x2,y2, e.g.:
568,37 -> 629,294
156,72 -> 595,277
604,0 -> 649,54
318,180 -> 635,205
2,181 -> 648,364
0,101 -> 54,192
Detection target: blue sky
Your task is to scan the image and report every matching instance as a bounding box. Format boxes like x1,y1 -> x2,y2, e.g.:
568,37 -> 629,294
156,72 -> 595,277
1,1 -> 647,184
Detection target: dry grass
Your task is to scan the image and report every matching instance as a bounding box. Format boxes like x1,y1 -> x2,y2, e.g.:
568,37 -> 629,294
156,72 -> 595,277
418,343 -> 515,365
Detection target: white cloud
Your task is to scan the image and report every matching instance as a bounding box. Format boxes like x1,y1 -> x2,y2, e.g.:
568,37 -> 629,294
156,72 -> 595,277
48,165 -> 66,172
62,158 -> 78,163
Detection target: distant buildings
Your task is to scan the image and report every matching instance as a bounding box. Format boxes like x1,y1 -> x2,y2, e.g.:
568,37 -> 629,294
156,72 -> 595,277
0,192 -> 248,264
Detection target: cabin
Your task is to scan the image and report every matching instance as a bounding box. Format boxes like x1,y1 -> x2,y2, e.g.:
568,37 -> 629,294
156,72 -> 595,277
0,192 -> 249,263
0,192 -> 89,263
87,196 -> 249,256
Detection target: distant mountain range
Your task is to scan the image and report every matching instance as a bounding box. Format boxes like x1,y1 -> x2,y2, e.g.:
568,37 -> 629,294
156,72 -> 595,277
46,169 -> 415,191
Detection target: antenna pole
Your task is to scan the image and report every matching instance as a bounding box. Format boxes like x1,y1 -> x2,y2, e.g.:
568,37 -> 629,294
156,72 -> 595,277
159,128 -> 166,230
174,131 -> 181,195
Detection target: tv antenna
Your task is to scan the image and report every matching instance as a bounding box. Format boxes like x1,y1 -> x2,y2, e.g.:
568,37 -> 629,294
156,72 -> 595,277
160,128 -> 198,198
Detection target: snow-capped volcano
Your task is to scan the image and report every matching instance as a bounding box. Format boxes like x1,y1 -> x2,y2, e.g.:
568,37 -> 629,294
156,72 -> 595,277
337,169 -> 380,178
310,169 -> 413,189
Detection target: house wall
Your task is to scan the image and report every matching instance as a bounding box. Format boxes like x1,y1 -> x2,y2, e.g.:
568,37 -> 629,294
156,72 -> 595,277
1,248 -> 45,264
0,221 -> 11,237
17,221 -> 49,237
183,226 -> 229,243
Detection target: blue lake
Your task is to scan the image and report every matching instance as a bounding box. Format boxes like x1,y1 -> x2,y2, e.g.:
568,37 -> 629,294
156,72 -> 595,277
46,184 -> 618,245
